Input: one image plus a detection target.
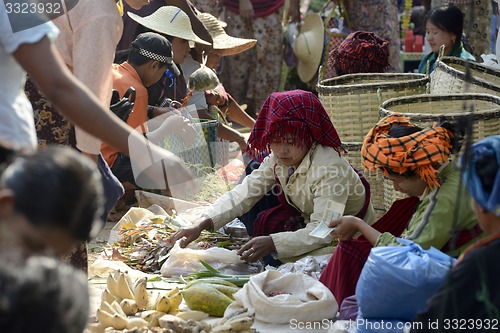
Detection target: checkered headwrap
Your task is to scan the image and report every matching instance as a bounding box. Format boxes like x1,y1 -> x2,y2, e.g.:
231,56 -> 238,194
361,114 -> 453,189
138,48 -> 173,64
247,90 -> 342,160
329,31 -> 390,75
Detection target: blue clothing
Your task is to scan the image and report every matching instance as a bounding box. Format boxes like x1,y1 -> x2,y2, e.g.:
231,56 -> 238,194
418,41 -> 475,74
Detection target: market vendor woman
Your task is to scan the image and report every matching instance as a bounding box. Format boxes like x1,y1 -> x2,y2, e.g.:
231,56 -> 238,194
171,89 -> 375,263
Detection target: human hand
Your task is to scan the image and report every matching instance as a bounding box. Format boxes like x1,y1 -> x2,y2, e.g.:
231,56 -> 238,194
329,216 -> 362,242
205,90 -> 229,107
239,0 -> 255,21
128,135 -> 196,198
169,217 -> 213,248
237,236 -> 276,263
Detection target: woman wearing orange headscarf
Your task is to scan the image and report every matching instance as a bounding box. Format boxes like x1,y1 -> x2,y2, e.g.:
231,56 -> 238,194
319,114 -> 483,308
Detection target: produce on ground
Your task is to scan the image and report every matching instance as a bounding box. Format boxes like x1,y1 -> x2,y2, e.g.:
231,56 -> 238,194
87,271 -> 256,333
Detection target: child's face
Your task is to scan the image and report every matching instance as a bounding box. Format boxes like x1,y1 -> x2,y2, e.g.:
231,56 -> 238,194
171,37 -> 190,64
425,21 -> 456,54
270,134 -> 309,168
206,51 -> 223,70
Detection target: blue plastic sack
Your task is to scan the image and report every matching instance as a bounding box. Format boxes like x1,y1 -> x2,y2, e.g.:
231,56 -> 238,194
356,238 -> 456,320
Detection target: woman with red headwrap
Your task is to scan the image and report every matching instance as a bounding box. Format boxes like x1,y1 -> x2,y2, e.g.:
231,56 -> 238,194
319,114 -> 483,310
171,90 -> 376,263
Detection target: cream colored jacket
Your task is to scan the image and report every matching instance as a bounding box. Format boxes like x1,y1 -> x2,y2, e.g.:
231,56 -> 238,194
206,144 -> 376,260
53,0 -> 123,154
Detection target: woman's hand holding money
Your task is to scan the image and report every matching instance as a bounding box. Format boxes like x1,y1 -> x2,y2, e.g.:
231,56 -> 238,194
328,216 -> 363,242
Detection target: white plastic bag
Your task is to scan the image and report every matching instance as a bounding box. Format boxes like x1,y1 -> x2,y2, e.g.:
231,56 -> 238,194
227,270 -> 338,324
160,243 -> 246,277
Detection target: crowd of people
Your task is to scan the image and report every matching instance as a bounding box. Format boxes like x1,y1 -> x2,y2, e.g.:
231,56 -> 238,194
1,0 -> 499,331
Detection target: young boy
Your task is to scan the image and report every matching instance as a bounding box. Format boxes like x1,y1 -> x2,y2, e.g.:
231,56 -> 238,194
102,32 -> 195,192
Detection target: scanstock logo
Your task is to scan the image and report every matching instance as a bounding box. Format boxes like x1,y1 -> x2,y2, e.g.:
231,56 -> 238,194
3,0 -> 79,32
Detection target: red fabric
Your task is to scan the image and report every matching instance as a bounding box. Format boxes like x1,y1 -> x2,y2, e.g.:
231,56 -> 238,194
247,90 -> 342,161
329,31 -> 390,76
253,166 -> 304,236
440,223 -> 483,254
223,0 -> 285,18
319,196 -> 420,306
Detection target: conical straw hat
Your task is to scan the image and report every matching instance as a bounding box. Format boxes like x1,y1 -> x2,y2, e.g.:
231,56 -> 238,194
197,13 -> 256,56
128,6 -> 211,45
293,13 -> 324,82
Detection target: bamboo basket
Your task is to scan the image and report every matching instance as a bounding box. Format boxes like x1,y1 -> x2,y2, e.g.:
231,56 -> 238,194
380,93 -> 500,143
380,93 -> 500,210
342,142 -> 386,216
317,73 -> 429,142
431,56 -> 500,96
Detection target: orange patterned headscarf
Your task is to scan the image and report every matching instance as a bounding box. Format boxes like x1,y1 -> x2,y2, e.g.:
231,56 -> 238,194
361,114 -> 453,189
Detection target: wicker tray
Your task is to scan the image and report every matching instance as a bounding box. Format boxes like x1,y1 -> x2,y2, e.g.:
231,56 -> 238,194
431,56 -> 500,96
342,142 -> 386,215
317,73 -> 429,142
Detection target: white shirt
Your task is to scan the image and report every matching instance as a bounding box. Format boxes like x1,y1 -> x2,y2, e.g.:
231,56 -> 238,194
0,2 -> 58,153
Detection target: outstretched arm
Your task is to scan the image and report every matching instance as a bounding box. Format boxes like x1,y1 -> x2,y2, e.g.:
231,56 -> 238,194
14,37 -> 132,154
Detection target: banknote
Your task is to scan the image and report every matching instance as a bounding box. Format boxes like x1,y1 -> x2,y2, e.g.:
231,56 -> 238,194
309,200 -> 345,238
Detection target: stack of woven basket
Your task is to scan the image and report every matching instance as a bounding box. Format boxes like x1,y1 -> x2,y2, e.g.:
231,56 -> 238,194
317,73 -> 429,214
317,57 -> 500,215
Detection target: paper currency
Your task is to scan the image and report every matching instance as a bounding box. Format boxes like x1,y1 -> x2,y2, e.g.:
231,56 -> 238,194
309,200 -> 345,238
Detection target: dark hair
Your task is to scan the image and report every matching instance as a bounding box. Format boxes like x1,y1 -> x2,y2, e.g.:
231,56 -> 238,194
0,146 -> 104,241
438,119 -> 464,154
0,256 -> 89,333
385,125 -> 423,177
425,5 -> 463,43
476,154 -> 499,194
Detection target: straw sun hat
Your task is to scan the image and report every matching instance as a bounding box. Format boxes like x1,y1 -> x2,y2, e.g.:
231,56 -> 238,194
197,13 -> 257,56
127,6 -> 211,45
293,12 -> 324,83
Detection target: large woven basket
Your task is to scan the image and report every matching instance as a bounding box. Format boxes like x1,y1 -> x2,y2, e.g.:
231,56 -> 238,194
431,56 -> 500,96
342,142 -> 386,216
380,93 -> 500,209
317,73 -> 429,142
380,93 -> 500,143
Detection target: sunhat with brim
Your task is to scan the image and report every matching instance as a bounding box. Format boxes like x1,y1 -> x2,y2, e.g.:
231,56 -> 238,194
293,12 -> 324,83
197,13 -> 257,56
127,6 -> 211,46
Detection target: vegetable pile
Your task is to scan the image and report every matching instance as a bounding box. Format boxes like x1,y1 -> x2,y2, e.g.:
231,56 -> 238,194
112,218 -> 249,274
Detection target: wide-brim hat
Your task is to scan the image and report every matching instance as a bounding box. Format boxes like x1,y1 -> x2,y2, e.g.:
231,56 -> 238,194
293,13 -> 324,83
128,6 -> 211,46
197,13 -> 257,56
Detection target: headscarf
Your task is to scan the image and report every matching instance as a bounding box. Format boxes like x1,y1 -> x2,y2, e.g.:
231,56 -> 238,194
361,114 -> 453,189
247,90 -> 342,160
328,31 -> 390,75
461,135 -> 500,216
